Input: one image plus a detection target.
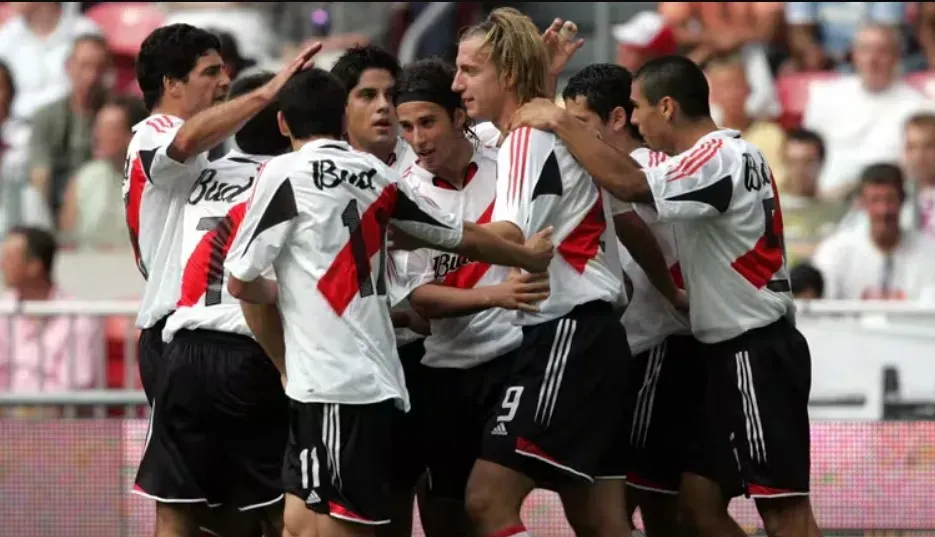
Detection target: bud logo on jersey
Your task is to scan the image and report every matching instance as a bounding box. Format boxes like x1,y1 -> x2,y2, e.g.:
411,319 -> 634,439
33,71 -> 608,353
312,159 -> 377,191
432,253 -> 471,279
742,153 -> 772,192
188,169 -> 255,205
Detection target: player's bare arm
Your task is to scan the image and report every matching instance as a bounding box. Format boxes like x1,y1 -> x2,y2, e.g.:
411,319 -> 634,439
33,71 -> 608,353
227,275 -> 279,305
614,212 -> 686,309
167,42 -> 323,162
455,222 -> 553,274
511,98 -> 653,204
410,269 -> 550,319
240,302 -> 287,375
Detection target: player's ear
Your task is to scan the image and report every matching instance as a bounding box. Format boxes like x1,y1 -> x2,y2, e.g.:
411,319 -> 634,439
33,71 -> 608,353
454,108 -> 467,131
659,96 -> 676,123
609,105 -> 628,134
277,111 -> 291,138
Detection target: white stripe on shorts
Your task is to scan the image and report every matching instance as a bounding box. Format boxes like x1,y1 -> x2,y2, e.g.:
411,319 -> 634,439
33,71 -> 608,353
630,340 -> 666,448
535,318 -> 576,426
735,351 -> 767,463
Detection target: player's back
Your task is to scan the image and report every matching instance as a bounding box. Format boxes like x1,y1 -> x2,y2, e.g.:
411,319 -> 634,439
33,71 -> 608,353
247,139 -> 405,406
644,129 -> 794,343
164,150 -> 272,341
494,127 -> 622,325
123,114 -> 210,329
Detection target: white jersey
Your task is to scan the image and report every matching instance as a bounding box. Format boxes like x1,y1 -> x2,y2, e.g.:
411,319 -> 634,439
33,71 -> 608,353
390,144 -> 522,369
387,137 -> 425,347
613,148 -> 691,355
642,129 -> 794,343
494,127 -> 622,325
163,150 -> 272,342
473,121 -> 502,148
123,114 -> 210,329
225,139 -> 464,409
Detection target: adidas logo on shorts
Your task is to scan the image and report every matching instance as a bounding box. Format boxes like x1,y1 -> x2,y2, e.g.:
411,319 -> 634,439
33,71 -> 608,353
306,491 -> 321,504
491,422 -> 508,436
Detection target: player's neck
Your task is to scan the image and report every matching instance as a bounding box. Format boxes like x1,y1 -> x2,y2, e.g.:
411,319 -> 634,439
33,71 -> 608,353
292,135 -> 338,151
606,132 -> 642,156
671,118 -> 720,154
492,94 -> 523,134
433,137 -> 474,187
347,132 -> 396,165
151,102 -> 190,121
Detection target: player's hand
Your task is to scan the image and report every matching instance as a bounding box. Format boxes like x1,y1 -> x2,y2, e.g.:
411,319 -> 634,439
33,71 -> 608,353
509,98 -> 564,132
260,41 -> 323,101
542,18 -> 584,77
522,226 -> 554,273
490,268 -> 551,312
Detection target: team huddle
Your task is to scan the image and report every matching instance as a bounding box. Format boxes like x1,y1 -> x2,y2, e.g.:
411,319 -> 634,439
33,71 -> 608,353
124,8 -> 821,537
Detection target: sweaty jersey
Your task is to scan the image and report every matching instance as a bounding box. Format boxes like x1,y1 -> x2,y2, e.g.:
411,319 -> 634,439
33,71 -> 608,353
390,144 -> 522,369
225,139 -> 464,409
163,150 -> 272,342
614,148 -> 691,355
123,114 -> 210,329
642,129 -> 794,343
494,127 -> 622,325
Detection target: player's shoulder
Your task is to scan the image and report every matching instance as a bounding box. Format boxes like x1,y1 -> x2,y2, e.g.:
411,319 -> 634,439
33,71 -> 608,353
630,147 -> 669,168
502,126 -> 556,159
472,121 -> 502,148
473,142 -> 499,167
211,150 -> 270,173
131,114 -> 185,146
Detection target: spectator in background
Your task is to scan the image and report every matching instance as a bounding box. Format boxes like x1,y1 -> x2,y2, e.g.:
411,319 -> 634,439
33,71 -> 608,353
785,2 -> 906,71
790,263 -> 825,300
657,2 -> 782,120
161,2 -> 277,65
612,11 -> 678,72
0,2 -> 101,122
0,226 -> 102,395
902,113 -> 935,237
706,54 -> 786,180
780,129 -> 848,264
803,24 -> 933,200
28,34 -> 111,218
812,164 -> 935,301
59,96 -> 146,250
0,62 -> 53,235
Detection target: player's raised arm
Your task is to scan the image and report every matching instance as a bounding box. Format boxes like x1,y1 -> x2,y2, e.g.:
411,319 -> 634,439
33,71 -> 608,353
225,162 -> 298,304
389,178 -> 554,274
166,42 -> 322,163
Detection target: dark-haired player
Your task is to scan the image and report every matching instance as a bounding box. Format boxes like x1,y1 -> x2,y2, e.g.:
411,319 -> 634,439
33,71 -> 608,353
390,58 -> 550,537
511,55 -> 820,537
126,23 -> 319,537
224,67 -> 554,537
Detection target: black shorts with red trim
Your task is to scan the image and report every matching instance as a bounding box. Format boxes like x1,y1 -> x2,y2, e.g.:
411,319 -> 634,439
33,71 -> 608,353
282,399 -> 399,526
624,334 -> 704,494
133,329 -> 289,510
479,301 -> 630,490
685,317 -> 812,498
137,314 -> 170,404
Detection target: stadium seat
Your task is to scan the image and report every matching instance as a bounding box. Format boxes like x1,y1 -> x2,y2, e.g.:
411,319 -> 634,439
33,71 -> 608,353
903,71 -> 935,99
775,71 -> 840,130
86,2 -> 164,57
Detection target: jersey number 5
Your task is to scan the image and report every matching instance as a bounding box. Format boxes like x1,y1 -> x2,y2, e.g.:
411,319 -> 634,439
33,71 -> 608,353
341,199 -> 387,298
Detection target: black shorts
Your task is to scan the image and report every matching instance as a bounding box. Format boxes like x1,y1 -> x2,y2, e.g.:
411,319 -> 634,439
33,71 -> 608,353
137,314 -> 170,404
480,301 -> 631,489
624,334 -> 704,494
282,399 -> 399,526
686,318 -> 812,499
133,329 -> 288,510
390,338 -> 427,491
418,350 -> 517,500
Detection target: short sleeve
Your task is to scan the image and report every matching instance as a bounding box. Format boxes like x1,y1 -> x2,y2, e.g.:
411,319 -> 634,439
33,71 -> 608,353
137,117 -> 210,190
225,163 -> 298,281
492,127 -> 559,235
391,178 -> 463,250
643,140 -> 735,222
784,2 -> 818,24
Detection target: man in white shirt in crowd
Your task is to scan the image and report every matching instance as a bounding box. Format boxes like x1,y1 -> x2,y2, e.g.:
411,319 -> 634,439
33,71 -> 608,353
803,23 -> 933,200
125,22 -> 320,537
903,112 -> 935,238
511,55 -> 820,537
389,57 -> 552,537
813,164 -> 935,300
561,62 -> 696,537
453,8 -> 631,537
224,66 -> 554,537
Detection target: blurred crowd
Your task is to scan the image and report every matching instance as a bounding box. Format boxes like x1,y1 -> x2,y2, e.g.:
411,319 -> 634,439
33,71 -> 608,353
2,1 -> 935,395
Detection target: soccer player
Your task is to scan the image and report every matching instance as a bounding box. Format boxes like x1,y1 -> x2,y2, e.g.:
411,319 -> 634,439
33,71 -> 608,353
329,45 -> 426,537
452,8 -> 631,537
145,71 -> 291,537
223,67 -> 554,537
510,55 -> 820,537
126,23 -> 318,536
562,63 -> 698,536
390,58 -> 550,537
